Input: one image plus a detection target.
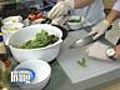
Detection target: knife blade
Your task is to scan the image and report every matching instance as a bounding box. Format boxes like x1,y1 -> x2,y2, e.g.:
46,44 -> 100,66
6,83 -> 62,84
69,34 -> 95,49
69,25 -> 93,32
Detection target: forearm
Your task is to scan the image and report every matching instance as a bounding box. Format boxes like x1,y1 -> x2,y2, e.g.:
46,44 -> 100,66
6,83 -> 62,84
106,0 -> 120,24
74,0 -> 95,9
106,10 -> 120,24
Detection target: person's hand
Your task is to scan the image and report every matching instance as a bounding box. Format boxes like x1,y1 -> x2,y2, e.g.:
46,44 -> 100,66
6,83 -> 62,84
51,16 -> 69,26
89,19 -> 110,40
48,0 -> 74,19
51,16 -> 64,25
113,45 -> 120,60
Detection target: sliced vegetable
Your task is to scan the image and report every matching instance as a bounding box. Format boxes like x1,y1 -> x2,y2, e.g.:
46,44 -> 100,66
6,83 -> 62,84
77,57 -> 86,67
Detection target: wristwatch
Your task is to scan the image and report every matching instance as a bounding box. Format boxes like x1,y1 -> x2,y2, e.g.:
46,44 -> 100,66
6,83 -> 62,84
106,48 -> 116,60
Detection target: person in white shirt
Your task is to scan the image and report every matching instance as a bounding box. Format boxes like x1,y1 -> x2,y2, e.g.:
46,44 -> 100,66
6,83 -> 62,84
48,0 -> 105,25
89,0 -> 120,60
89,0 -> 120,40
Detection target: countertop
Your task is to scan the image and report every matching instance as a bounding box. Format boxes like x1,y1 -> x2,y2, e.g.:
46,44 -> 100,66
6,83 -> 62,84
8,21 -> 120,90
2,18 -> 120,90
45,61 -> 120,90
44,22 -> 120,90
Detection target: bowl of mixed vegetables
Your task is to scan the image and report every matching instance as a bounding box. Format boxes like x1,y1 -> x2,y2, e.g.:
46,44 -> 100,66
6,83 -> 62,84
8,24 -> 63,62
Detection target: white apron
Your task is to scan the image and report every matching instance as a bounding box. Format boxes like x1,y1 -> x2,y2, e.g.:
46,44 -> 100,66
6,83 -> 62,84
70,0 -> 105,25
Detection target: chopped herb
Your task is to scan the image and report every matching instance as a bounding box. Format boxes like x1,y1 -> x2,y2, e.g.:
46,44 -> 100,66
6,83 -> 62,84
77,57 -> 86,67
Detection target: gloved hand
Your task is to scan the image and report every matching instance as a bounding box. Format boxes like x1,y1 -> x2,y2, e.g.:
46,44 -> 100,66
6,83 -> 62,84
51,16 -> 70,26
48,0 -> 75,19
51,16 -> 64,25
89,19 -> 110,40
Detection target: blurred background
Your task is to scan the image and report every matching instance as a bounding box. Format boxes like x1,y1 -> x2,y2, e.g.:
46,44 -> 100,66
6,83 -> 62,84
0,0 -> 56,18
0,0 -> 116,18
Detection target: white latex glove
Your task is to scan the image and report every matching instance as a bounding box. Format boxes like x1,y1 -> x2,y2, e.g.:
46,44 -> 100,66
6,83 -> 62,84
89,20 -> 110,40
48,0 -> 74,19
51,16 -> 70,26
51,16 -> 64,25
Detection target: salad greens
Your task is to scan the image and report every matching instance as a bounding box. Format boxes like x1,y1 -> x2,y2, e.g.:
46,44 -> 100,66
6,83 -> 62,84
77,57 -> 86,67
19,30 -> 59,49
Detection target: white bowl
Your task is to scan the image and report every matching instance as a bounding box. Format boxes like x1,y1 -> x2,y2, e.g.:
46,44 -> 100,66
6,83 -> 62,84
8,24 -> 63,62
15,60 -> 51,90
2,16 -> 22,25
1,23 -> 24,45
67,16 -> 85,30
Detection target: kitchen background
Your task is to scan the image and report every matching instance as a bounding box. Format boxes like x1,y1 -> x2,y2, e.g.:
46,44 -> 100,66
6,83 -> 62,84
0,0 -> 120,90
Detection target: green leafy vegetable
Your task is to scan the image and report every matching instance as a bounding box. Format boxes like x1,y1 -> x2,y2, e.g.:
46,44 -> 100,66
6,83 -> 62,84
77,57 -> 86,67
19,30 -> 59,49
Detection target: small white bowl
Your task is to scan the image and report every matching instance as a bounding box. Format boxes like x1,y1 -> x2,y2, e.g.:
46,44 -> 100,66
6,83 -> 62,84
67,16 -> 85,30
2,16 -> 22,25
1,23 -> 24,45
15,60 -> 51,90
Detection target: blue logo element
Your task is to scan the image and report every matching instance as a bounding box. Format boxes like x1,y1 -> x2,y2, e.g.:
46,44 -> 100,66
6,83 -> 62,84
11,68 -> 35,84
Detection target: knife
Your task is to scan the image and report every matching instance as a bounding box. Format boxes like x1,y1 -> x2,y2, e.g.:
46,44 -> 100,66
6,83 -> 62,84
69,24 -> 113,49
69,34 -> 96,49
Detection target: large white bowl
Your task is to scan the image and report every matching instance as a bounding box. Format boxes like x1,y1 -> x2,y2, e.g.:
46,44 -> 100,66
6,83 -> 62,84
15,60 -> 51,90
8,24 -> 63,62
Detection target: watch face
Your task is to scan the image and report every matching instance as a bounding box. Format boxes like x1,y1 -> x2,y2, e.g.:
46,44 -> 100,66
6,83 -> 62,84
106,48 -> 116,57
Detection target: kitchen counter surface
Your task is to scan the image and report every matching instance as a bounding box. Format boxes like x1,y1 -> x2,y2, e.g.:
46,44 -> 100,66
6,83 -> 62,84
9,21 -> 120,90
45,61 -> 120,90
3,18 -> 120,90
44,22 -> 120,90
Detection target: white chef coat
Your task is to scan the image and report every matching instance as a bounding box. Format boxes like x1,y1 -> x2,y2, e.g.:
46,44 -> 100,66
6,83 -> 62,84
113,0 -> 120,26
113,0 -> 120,12
70,0 -> 105,25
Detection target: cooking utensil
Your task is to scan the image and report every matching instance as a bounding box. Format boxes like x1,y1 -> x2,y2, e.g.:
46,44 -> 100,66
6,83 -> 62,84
69,34 -> 95,49
69,24 -> 113,49
69,25 -> 92,32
